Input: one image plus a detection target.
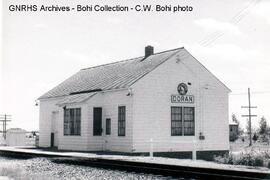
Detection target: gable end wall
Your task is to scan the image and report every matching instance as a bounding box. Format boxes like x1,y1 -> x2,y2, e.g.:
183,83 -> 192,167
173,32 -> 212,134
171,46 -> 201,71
131,49 -> 229,152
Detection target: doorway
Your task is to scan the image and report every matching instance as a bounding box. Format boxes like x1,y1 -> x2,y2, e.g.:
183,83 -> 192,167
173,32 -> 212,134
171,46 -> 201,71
104,118 -> 111,151
50,133 -> 54,147
93,107 -> 102,136
51,111 -> 59,148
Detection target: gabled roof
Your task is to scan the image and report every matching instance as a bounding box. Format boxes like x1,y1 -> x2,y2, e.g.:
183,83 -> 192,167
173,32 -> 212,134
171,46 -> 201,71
39,47 -> 183,99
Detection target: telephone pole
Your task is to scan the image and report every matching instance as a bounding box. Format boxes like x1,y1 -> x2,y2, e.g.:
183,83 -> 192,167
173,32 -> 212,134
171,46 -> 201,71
0,114 -> 12,139
241,88 -> 257,146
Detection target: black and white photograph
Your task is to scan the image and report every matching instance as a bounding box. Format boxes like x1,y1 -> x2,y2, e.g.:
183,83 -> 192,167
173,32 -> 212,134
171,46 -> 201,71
1,0 -> 270,179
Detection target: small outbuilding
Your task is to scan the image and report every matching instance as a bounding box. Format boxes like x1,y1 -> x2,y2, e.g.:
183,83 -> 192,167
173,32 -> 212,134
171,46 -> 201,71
229,122 -> 239,141
6,128 -> 27,146
38,46 -> 231,159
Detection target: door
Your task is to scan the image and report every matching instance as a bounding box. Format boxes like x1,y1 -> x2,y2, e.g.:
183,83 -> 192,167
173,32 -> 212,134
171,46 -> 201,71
104,118 -> 111,151
51,111 -> 59,147
93,107 -> 102,136
50,133 -> 54,147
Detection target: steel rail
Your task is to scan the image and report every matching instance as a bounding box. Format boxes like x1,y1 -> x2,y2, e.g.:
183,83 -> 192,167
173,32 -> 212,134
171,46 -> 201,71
0,150 -> 269,180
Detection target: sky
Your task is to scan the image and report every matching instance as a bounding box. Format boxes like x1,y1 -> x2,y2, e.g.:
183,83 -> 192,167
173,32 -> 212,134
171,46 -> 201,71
1,0 -> 270,131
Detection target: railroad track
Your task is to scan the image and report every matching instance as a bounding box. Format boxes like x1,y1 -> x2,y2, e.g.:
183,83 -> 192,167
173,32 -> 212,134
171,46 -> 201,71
0,150 -> 270,180
51,158 -> 270,180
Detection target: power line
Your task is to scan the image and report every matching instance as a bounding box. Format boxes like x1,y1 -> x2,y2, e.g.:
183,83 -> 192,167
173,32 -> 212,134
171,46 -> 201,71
200,0 -> 260,47
230,91 -> 270,95
198,0 -> 261,47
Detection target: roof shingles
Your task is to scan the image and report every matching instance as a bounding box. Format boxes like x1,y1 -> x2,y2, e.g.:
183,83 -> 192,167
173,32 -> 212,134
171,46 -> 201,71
39,48 -> 183,99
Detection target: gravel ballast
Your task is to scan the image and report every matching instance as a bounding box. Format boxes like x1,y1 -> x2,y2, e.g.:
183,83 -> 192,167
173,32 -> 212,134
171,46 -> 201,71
0,157 -> 171,180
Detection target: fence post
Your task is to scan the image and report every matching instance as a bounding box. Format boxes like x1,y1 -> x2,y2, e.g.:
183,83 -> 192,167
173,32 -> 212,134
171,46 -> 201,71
192,139 -> 197,160
150,138 -> 153,157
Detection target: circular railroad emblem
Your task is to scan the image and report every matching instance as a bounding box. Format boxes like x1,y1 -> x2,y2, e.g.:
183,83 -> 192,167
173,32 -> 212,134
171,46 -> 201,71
177,83 -> 188,95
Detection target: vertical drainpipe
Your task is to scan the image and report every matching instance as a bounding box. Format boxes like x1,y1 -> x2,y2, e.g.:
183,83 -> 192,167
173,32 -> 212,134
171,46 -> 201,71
198,77 -> 204,150
128,87 -> 135,153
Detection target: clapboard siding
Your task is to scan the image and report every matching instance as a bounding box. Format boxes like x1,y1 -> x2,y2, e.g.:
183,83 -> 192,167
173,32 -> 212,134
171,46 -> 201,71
39,47 -> 229,153
39,89 -> 133,151
86,90 -> 133,152
39,97 -> 63,147
131,49 -> 229,152
57,103 -> 89,151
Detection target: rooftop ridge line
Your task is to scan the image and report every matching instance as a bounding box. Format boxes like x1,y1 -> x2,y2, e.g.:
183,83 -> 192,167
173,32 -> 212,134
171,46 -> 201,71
81,47 -> 184,71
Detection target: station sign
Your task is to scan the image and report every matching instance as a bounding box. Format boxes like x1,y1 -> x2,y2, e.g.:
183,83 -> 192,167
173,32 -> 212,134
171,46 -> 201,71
171,83 -> 194,103
171,95 -> 194,103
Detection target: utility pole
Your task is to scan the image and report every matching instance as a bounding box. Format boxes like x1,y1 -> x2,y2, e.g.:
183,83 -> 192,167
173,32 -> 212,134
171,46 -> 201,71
241,88 -> 257,146
0,114 -> 12,139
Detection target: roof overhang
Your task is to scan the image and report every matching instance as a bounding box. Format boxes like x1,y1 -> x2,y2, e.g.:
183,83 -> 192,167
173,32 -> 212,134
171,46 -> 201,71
56,92 -> 97,106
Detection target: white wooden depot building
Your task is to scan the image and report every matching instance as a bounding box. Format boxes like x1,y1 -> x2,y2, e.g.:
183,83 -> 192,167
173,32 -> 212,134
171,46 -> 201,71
38,46 -> 230,159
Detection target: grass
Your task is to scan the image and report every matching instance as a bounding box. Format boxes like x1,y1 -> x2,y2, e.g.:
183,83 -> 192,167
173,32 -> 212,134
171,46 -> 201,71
230,139 -> 270,152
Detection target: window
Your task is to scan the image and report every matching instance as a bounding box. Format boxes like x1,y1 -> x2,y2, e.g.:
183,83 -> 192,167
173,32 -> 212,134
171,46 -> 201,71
64,108 -> 81,136
118,106 -> 126,136
171,107 -> 195,136
106,118 -> 111,135
171,107 -> 182,136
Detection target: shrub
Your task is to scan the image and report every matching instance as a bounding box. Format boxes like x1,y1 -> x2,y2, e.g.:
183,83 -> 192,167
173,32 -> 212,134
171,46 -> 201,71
234,152 -> 254,166
267,160 -> 270,168
213,155 -> 225,164
263,151 -> 270,159
214,150 -> 269,168
214,152 -> 233,165
254,157 -> 264,167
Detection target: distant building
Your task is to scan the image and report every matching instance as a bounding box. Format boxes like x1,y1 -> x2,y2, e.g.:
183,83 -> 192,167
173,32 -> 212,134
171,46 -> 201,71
6,128 -> 27,146
38,46 -> 230,158
0,135 -> 5,145
229,122 -> 239,141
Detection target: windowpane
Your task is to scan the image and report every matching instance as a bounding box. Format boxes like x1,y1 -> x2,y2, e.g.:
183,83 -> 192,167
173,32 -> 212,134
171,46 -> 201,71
118,106 -> 126,136
64,108 -> 81,136
171,107 -> 182,136
70,109 -> 74,135
64,109 -> 70,135
74,108 -> 81,135
184,107 -> 195,135
106,118 -> 111,135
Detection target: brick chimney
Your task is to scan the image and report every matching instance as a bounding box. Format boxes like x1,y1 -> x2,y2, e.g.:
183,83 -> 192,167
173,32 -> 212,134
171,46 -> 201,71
145,45 -> 154,58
